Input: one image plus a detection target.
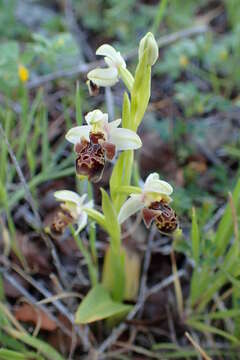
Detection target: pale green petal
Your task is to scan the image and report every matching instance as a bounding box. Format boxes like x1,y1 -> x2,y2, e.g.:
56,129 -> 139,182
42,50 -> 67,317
118,194 -> 144,224
144,177 -> 173,196
85,109 -> 108,125
96,44 -> 118,59
87,67 -> 118,87
65,125 -> 91,144
96,44 -> 126,68
145,173 -> 159,183
109,128 -> 142,151
108,118 -> 121,131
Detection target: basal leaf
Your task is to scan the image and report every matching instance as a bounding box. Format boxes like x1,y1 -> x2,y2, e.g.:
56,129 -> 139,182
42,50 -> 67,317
75,285 -> 132,324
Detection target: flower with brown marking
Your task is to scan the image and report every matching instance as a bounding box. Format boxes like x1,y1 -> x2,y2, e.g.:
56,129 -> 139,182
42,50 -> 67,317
66,109 -> 142,182
118,173 -> 178,235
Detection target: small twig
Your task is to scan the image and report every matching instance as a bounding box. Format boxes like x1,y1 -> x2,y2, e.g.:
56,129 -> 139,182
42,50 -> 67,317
3,271 -> 73,338
185,331 -> 212,360
146,269 -> 186,298
27,25 -> 208,89
203,204 -> 226,232
2,259 -> 91,351
137,228 -> 156,318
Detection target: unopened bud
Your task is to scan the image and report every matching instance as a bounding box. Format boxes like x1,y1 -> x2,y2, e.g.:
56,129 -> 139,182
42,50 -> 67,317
138,32 -> 159,66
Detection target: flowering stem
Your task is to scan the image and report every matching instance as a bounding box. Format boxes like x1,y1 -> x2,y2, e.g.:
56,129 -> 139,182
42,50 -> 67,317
84,208 -> 107,232
113,185 -> 142,196
71,226 -> 98,287
118,67 -> 134,93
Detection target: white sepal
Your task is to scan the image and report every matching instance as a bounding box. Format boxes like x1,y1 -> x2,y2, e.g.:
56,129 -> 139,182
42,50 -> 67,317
118,194 -> 144,224
96,44 -> 126,68
109,127 -> 142,151
87,67 -> 118,87
54,190 -> 82,205
65,126 -> 91,144
144,173 -> 173,195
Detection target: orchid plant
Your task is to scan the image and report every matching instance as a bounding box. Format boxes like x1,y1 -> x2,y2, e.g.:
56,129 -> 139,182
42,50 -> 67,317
52,32 -> 179,324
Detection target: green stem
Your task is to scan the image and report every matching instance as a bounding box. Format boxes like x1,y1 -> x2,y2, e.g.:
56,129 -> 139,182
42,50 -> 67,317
118,67 -> 134,92
113,185 -> 142,196
84,208 -> 107,232
71,226 -> 98,287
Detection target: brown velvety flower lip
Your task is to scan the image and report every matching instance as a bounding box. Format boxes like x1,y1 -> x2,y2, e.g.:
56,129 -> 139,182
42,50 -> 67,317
149,201 -> 178,234
75,135 -> 105,182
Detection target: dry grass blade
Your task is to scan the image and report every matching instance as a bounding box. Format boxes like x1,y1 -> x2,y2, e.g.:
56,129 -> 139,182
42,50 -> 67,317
37,292 -> 83,305
185,331 -> 212,360
171,250 -> 184,318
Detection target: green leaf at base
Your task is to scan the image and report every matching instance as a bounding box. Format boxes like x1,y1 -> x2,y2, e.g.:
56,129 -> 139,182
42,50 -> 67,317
75,285 -> 132,324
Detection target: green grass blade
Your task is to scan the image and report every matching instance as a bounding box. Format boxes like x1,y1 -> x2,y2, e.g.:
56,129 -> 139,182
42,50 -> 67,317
151,0 -> 168,35
5,328 -> 64,360
191,207 -> 200,265
215,178 -> 240,256
75,80 -> 83,125
187,319 -> 239,343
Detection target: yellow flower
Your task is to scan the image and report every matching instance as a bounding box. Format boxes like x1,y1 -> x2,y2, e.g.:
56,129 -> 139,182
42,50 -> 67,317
179,55 -> 189,68
18,64 -> 29,83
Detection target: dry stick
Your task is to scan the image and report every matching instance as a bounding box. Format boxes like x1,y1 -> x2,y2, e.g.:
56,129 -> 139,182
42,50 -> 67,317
27,24 -> 208,89
146,269 -> 186,298
3,271 -> 73,338
136,228 -> 156,319
7,261 -> 91,350
185,332 -> 212,360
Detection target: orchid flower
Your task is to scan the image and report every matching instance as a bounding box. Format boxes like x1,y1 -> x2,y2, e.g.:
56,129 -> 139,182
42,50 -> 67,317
118,173 -> 178,234
87,44 -> 133,90
65,109 -> 142,182
54,190 -> 93,234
